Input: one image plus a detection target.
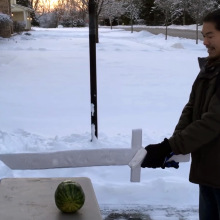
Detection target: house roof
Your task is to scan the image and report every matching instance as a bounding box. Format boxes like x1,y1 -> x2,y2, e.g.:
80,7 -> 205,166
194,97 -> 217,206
11,4 -> 34,13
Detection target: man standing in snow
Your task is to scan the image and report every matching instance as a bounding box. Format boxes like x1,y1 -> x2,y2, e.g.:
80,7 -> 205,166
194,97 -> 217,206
141,9 -> 220,220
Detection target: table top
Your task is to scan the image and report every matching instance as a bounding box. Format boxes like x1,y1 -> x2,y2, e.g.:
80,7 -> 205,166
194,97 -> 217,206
0,177 -> 102,220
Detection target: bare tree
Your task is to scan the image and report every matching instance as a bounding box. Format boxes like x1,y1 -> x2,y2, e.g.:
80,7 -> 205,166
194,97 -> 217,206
95,0 -> 107,42
187,0 -> 218,43
124,0 -> 140,33
101,0 -> 126,29
154,0 -> 178,40
53,0 -> 66,26
53,0 -> 81,27
169,0 -> 190,25
32,0 -> 53,16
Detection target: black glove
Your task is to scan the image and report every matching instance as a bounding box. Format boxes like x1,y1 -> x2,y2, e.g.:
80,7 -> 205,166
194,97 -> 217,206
141,138 -> 173,168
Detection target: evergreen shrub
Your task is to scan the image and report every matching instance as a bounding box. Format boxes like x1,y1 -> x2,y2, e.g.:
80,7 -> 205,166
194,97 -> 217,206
0,13 -> 13,29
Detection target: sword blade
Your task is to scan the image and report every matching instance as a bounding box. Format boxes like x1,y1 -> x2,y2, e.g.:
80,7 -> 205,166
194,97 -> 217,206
0,148 -> 137,170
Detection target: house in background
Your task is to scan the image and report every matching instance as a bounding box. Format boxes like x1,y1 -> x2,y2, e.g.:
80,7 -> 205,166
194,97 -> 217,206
0,0 -> 33,38
11,0 -> 33,30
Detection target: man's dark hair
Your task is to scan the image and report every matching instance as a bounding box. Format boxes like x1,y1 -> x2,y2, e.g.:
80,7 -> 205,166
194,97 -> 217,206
203,9 -> 220,31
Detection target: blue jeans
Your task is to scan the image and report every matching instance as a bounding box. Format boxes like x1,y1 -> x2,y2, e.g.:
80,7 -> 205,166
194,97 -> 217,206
199,185 -> 220,220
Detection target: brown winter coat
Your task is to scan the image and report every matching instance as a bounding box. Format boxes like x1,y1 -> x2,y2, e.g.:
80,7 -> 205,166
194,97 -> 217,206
169,57 -> 220,188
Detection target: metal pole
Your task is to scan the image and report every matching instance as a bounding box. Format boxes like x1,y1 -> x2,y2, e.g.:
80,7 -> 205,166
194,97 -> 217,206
89,0 -> 98,140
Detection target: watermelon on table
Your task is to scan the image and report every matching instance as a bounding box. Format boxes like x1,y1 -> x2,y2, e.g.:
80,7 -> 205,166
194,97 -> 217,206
54,180 -> 85,213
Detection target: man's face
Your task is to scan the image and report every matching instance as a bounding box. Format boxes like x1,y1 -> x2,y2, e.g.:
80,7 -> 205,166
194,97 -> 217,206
202,22 -> 220,60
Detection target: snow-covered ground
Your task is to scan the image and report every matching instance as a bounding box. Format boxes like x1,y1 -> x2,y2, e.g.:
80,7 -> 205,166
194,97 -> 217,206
0,26 -> 207,219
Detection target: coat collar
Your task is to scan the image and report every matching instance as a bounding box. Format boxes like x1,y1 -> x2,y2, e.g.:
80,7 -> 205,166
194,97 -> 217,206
198,57 -> 220,79
198,57 -> 208,69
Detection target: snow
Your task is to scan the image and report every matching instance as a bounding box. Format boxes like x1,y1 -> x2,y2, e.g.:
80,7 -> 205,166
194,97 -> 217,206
0,25 -> 207,218
0,13 -> 12,24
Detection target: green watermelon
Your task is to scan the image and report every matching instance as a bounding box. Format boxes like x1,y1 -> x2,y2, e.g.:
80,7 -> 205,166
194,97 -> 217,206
54,180 -> 85,213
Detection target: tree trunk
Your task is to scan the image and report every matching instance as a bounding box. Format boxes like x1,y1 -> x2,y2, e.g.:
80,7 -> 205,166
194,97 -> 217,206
183,9 -> 186,26
165,14 -> 168,40
196,22 -> 199,44
196,1 -> 200,45
165,24 -> 168,40
110,19 -> 112,30
130,16 -> 133,33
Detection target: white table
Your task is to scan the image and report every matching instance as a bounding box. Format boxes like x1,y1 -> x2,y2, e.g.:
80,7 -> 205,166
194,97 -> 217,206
0,177 -> 102,220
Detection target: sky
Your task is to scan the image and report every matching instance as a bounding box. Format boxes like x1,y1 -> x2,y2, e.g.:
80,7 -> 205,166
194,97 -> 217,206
0,25 -> 206,219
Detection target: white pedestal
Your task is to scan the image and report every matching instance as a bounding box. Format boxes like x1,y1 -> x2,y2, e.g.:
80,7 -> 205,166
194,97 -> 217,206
0,177 -> 102,220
